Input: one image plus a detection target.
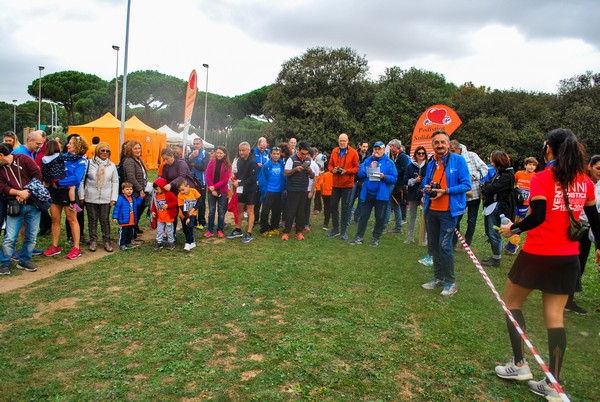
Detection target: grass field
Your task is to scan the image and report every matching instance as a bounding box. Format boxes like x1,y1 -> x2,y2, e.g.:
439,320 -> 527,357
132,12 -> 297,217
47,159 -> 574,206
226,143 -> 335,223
0,203 -> 598,401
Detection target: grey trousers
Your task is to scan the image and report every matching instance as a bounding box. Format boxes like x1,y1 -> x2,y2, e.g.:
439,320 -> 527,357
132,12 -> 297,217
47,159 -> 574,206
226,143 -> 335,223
86,202 -> 112,243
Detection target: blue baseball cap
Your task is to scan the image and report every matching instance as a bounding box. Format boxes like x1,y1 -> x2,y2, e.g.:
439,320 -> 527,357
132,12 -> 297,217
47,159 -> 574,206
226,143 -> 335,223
373,141 -> 385,148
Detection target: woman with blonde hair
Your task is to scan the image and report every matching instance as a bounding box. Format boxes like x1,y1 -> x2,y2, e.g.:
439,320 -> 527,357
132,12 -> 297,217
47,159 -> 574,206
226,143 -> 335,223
80,142 -> 119,252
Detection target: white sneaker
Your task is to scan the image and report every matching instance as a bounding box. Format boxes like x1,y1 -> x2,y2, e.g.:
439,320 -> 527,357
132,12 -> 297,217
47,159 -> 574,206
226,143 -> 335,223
528,379 -> 561,401
183,243 -> 191,251
190,242 -> 197,249
495,358 -> 533,381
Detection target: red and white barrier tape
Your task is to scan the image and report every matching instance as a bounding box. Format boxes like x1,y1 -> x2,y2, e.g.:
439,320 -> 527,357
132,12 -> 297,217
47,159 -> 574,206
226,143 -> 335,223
454,229 -> 570,402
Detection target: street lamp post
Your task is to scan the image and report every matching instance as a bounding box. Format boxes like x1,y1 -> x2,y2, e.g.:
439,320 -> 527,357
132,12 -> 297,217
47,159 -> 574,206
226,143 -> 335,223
112,45 -> 120,118
202,63 -> 209,141
38,66 -> 45,129
12,100 -> 17,134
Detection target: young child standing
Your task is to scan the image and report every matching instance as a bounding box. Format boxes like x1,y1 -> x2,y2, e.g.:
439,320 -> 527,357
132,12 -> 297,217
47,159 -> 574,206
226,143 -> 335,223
41,140 -> 83,212
112,182 -> 144,250
151,177 -> 178,250
177,179 -> 201,251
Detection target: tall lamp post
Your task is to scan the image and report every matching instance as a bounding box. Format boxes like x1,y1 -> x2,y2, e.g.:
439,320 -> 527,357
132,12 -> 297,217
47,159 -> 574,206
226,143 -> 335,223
112,45 -> 120,118
202,63 -> 209,141
38,66 -> 45,129
12,100 -> 17,134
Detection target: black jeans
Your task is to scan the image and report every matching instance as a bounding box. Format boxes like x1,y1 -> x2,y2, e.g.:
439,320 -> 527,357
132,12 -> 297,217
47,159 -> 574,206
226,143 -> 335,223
284,191 -> 307,234
260,192 -> 283,233
330,187 -> 352,233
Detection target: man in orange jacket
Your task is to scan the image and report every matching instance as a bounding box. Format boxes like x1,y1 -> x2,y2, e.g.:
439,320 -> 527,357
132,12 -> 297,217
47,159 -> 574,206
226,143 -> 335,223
326,133 -> 359,240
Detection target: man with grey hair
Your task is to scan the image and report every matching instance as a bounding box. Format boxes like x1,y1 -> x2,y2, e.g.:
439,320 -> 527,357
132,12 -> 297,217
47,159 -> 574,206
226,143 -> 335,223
449,139 -> 488,248
227,142 -> 258,243
253,137 -> 270,219
12,130 -> 44,159
386,139 -> 409,233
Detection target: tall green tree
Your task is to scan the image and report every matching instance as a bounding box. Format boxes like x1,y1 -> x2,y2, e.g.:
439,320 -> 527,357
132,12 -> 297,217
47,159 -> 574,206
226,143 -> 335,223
365,67 -> 456,147
263,47 -> 372,148
27,71 -> 108,125
125,70 -> 186,125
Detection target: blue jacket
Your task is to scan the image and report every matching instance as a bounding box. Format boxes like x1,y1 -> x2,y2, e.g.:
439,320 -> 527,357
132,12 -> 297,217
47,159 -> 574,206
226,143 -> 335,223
187,148 -> 208,186
254,147 -> 270,168
422,152 -> 471,217
357,154 -> 398,202
58,154 -> 88,190
258,158 -> 286,201
112,193 -> 143,225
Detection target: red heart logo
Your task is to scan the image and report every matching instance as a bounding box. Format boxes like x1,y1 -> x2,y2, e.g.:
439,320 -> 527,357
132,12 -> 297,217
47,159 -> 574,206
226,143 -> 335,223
427,108 -> 447,125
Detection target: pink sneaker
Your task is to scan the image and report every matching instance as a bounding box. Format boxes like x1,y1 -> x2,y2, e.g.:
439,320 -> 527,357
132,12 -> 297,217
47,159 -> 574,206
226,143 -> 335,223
69,203 -> 83,213
204,231 -> 214,238
43,245 -> 61,257
66,247 -> 82,260
217,230 -> 224,238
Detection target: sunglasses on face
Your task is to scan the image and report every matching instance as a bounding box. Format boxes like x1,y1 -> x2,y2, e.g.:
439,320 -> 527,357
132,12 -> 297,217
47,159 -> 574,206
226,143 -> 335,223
272,147 -> 281,151
416,152 -> 426,155
99,149 -> 111,153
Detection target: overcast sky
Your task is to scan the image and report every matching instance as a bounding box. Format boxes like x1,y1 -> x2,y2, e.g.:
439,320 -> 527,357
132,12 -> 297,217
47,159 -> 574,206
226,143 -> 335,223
2,0 -> 600,107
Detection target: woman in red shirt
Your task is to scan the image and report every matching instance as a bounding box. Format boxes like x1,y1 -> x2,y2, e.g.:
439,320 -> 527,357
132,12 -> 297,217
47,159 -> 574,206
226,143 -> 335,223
494,129 -> 600,401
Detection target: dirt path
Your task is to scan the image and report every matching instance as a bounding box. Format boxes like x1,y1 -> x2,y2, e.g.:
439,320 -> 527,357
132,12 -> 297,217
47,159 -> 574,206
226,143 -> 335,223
0,232 -> 154,294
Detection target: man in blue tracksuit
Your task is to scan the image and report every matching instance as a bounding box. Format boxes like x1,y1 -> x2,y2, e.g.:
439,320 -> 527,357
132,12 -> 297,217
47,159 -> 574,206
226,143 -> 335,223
186,138 -> 208,227
421,130 -> 471,297
348,141 -> 398,247
258,146 -> 285,236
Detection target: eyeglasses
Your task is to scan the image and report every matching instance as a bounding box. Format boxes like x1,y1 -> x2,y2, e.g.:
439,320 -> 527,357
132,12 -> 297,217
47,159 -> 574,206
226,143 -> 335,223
98,149 -> 111,153
416,152 -> 426,155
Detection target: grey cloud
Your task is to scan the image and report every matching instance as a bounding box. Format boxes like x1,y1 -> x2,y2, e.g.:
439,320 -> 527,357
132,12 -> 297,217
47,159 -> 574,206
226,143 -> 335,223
199,0 -> 600,62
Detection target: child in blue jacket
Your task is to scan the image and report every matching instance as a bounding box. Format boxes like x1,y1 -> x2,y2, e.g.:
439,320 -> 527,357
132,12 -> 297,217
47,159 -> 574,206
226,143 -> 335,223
112,182 -> 144,250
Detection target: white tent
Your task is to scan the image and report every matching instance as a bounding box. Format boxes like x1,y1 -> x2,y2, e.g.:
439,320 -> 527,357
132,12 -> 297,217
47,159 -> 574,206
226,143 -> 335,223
158,125 -> 183,144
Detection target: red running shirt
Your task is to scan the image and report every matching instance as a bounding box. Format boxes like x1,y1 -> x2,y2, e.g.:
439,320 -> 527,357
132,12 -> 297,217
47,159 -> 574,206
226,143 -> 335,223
523,167 -> 595,256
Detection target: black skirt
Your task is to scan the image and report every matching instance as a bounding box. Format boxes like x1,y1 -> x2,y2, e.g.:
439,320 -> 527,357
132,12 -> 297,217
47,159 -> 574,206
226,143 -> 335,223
508,250 -> 580,295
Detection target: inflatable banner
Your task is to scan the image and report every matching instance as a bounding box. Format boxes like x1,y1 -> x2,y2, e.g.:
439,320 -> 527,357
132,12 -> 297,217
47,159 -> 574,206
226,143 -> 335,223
411,105 -> 461,156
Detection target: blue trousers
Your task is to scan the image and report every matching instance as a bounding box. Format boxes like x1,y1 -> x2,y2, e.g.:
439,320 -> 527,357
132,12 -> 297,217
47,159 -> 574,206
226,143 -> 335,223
426,209 -> 457,284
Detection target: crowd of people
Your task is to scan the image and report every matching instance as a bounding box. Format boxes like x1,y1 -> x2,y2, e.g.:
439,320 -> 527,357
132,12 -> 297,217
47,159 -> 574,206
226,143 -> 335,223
1,127 -> 599,401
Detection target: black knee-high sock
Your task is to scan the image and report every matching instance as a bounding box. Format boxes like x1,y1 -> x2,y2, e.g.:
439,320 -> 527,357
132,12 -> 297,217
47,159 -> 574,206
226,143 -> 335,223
548,328 -> 566,382
507,309 -> 526,363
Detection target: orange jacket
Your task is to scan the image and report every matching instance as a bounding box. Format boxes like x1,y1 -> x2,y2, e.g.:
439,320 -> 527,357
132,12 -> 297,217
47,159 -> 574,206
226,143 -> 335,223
328,146 -> 359,188
319,171 -> 334,196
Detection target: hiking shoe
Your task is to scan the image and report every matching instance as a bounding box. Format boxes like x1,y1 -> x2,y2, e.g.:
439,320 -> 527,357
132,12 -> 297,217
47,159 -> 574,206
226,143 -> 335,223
16,261 -> 37,272
66,247 -> 82,260
564,300 -> 587,315
167,242 -> 175,250
340,232 -> 348,240
495,358 -> 533,381
418,255 -> 433,267
242,234 -> 254,243
370,238 -> 379,247
422,278 -> 445,290
349,237 -> 363,245
69,203 -> 83,212
481,257 -> 501,267
0,264 -> 11,275
326,230 -> 340,238
281,233 -> 289,241
528,379 -> 561,401
217,230 -> 224,238
204,231 -> 214,238
440,283 -> 457,296
295,233 -> 305,241
227,229 -> 243,239
153,242 -> 164,250
32,249 -> 44,256
44,245 -> 61,257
